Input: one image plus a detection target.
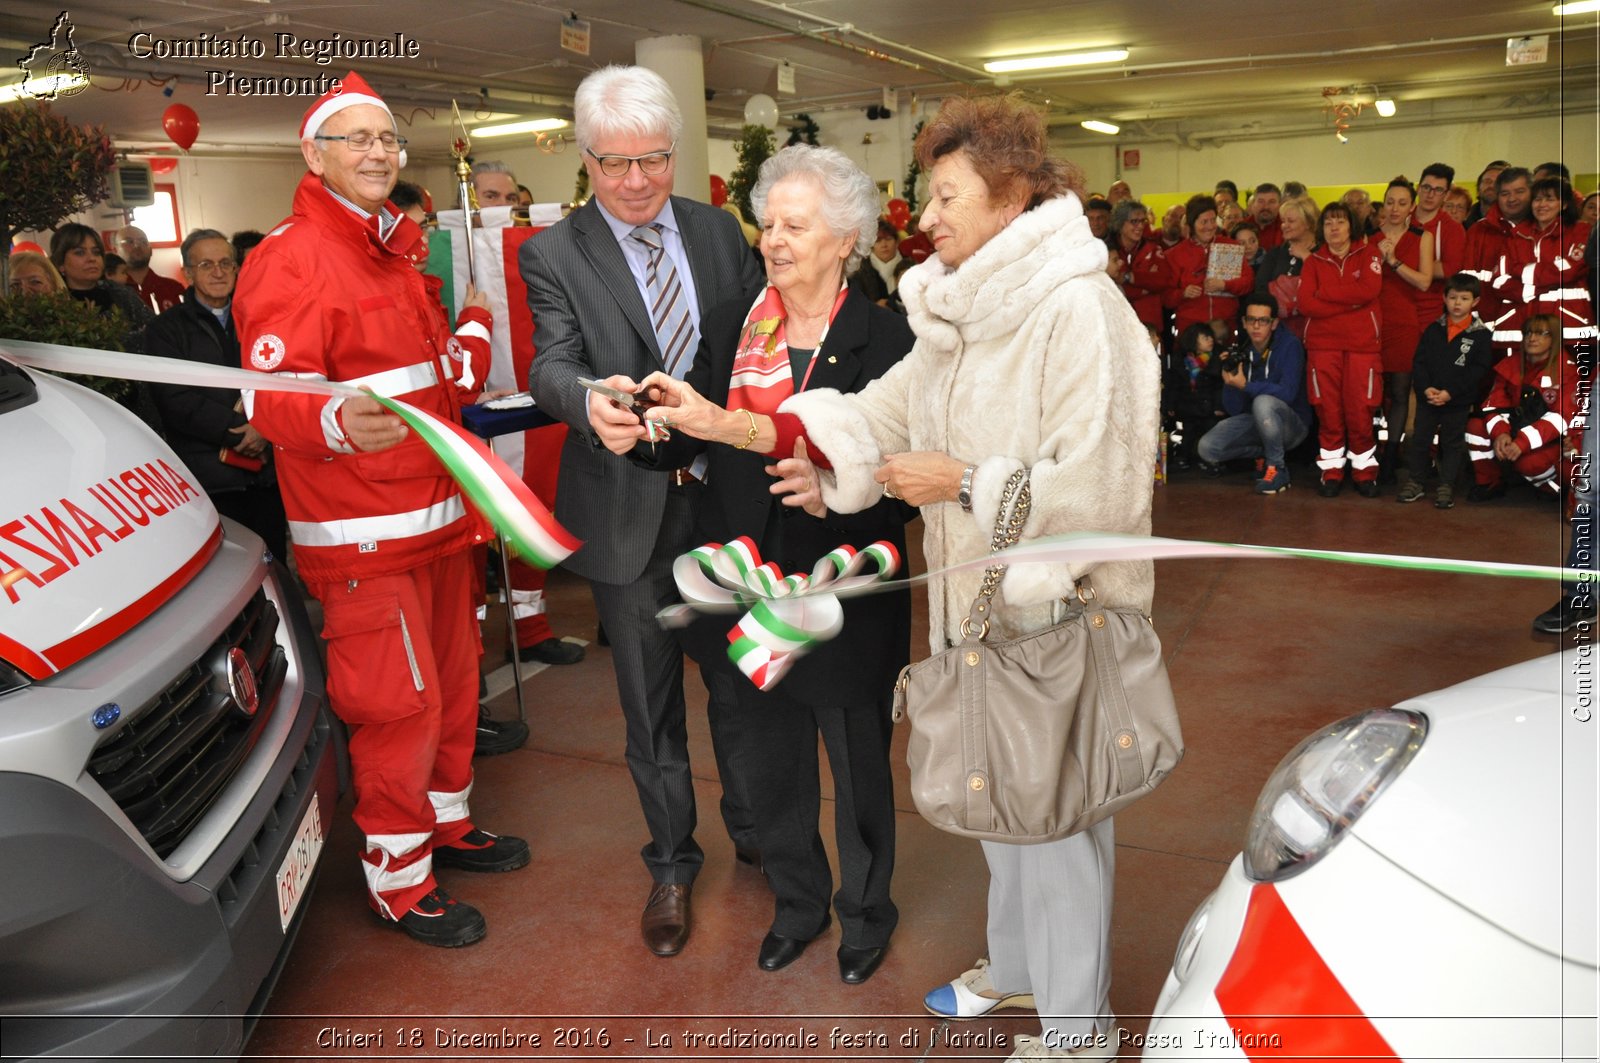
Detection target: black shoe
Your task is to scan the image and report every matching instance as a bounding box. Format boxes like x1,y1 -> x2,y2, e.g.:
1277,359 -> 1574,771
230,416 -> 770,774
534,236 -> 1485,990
1318,478 -> 1344,498
475,705 -> 528,756
838,943 -> 887,984
514,637 -> 585,665
1197,459 -> 1224,477
758,913 -> 830,971
1354,480 -> 1379,498
432,829 -> 531,872
1468,482 -> 1507,503
1533,598 -> 1599,635
377,886 -> 486,947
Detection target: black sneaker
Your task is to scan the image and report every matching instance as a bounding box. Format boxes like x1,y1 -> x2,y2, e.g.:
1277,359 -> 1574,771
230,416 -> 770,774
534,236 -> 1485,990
1354,480 -> 1380,498
1533,597 -> 1599,635
379,886 -> 487,948
513,637 -> 586,666
1396,481 -> 1425,504
433,829 -> 531,873
1468,482 -> 1507,503
475,705 -> 528,757
1318,478 -> 1344,498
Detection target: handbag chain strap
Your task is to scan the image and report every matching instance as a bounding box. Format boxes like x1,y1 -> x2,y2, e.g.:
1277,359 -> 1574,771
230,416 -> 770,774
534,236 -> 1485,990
977,469 -> 1032,602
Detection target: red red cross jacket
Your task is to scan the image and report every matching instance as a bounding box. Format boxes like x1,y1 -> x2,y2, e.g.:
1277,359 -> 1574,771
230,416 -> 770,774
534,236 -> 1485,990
1520,220 -> 1593,343
1164,235 -> 1254,332
1482,347 -> 1582,455
1462,204 -> 1538,339
1299,241 -> 1384,353
234,173 -> 490,582
1114,236 -> 1175,328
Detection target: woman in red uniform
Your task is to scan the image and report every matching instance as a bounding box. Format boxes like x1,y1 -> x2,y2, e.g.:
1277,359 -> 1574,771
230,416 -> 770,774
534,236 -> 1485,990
1107,198 -> 1174,332
1166,194 -> 1254,341
1524,176 -> 1593,352
1375,176 -> 1436,480
1300,201 -> 1385,497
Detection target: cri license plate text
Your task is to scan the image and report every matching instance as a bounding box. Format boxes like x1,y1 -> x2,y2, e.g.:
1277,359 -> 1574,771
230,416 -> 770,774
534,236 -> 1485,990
276,798 -> 325,932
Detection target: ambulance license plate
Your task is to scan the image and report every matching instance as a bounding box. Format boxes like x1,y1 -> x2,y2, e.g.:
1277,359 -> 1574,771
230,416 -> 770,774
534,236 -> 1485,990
276,797 -> 325,932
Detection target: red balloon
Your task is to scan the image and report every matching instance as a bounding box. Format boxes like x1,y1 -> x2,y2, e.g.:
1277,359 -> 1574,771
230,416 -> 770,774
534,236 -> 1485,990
887,197 -> 911,230
709,174 -> 729,207
10,241 -> 45,256
162,104 -> 200,151
148,156 -> 178,174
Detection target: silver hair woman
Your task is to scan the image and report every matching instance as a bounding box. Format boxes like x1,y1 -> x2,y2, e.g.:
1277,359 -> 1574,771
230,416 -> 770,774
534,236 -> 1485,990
634,142 -> 919,985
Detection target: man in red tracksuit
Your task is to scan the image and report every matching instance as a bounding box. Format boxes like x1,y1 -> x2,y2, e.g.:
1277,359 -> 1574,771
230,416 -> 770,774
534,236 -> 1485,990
1462,167 -> 1537,349
235,72 -> 528,948
1299,201 -> 1386,496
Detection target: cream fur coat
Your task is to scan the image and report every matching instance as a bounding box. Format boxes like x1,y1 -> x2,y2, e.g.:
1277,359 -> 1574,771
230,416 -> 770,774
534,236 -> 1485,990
783,194 -> 1159,653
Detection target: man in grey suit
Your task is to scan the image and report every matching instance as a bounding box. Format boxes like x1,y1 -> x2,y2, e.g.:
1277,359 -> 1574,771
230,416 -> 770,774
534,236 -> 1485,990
522,65 -> 763,957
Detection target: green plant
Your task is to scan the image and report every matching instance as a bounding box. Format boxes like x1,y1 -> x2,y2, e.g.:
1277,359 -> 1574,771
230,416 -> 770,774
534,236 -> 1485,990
785,113 -> 820,147
0,102 -> 118,252
574,162 -> 590,204
0,292 -> 136,407
903,119 -> 926,216
729,124 -> 775,224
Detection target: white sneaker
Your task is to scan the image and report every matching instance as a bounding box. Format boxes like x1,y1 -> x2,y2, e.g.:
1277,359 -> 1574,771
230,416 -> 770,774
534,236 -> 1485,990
922,958 -> 1037,1019
1007,1020 -> 1119,1061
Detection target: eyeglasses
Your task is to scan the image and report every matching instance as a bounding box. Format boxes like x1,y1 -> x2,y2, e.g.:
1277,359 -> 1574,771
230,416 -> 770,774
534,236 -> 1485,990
315,131 -> 407,153
1526,329 -> 1553,337
1242,315 -> 1274,325
190,258 -> 237,273
586,144 -> 675,178
1418,183 -> 1448,195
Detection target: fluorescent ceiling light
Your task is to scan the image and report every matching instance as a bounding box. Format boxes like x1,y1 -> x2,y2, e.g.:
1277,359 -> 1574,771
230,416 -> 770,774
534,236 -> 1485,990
1374,98 -> 1396,117
984,49 -> 1129,74
1080,119 -> 1120,135
1553,1 -> 1600,14
473,117 -> 569,138
0,73 -> 89,104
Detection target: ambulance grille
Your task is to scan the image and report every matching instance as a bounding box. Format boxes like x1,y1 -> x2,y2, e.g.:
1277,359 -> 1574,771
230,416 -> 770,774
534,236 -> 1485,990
88,589 -> 289,857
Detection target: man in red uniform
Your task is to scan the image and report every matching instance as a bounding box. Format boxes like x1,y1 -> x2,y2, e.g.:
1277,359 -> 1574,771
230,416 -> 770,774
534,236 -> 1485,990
234,73 -> 528,948
1413,163 -> 1468,319
115,225 -> 186,313
1463,166 -> 1537,349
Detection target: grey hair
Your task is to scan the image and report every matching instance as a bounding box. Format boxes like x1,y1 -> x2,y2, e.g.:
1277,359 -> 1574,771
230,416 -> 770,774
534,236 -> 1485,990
1108,198 -> 1148,236
573,66 -> 683,155
751,145 -> 878,274
180,228 -> 229,267
474,160 -> 517,184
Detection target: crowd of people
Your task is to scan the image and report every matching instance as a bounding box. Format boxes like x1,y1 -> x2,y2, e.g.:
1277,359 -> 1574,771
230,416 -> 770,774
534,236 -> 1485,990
2,67 -> 1591,1061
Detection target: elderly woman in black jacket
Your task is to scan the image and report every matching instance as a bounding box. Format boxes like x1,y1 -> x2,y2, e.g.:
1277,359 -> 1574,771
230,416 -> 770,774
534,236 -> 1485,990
146,228 -> 287,559
639,144 -> 916,984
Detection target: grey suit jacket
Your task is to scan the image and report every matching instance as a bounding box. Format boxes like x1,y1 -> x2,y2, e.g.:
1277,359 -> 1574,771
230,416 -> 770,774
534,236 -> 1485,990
522,196 -> 762,583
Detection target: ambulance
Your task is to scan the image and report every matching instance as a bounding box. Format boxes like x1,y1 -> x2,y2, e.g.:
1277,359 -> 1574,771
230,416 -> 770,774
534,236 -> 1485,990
0,356 -> 342,1059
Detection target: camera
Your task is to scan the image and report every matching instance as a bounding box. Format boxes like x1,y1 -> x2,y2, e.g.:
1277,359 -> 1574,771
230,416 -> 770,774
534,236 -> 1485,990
1216,343 -> 1250,373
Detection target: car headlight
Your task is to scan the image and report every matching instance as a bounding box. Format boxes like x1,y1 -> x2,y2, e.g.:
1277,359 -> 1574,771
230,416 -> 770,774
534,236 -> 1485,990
1243,707 -> 1426,883
1171,889 -> 1215,983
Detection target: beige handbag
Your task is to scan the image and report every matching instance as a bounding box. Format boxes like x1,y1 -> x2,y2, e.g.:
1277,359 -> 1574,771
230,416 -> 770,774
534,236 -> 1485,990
892,471 -> 1183,843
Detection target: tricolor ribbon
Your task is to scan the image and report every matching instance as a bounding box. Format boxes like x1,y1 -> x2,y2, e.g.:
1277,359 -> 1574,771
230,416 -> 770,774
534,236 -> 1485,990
0,338 -> 579,569
661,537 -> 901,690
665,531 -> 1580,690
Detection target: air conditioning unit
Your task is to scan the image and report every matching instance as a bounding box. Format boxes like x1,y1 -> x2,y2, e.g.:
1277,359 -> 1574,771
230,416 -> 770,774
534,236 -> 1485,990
107,163 -> 155,208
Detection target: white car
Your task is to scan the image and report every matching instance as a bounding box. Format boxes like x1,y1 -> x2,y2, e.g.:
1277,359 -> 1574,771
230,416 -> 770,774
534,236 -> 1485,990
1142,651 -> 1598,1062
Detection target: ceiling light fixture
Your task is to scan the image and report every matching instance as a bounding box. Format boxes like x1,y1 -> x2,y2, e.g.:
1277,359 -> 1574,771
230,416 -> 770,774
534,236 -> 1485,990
0,73 -> 89,104
983,49 -> 1129,74
1080,120 -> 1120,136
1374,98 -> 1396,117
472,117 -> 569,138
1553,1 -> 1600,14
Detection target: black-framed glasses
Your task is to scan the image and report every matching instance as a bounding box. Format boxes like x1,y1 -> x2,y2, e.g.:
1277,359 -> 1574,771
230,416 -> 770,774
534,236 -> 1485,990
190,258 -> 237,273
586,144 -> 675,178
1242,315 -> 1275,325
1418,183 -> 1449,195
315,131 -> 407,153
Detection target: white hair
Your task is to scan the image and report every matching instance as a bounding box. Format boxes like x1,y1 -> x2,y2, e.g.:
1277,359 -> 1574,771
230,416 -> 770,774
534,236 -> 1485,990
573,66 -> 682,155
751,145 -> 879,274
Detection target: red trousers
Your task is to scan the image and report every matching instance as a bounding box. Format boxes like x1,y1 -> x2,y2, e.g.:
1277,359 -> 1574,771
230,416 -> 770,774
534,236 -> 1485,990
310,549 -> 480,918
1308,348 -> 1383,483
1465,418 -> 1569,495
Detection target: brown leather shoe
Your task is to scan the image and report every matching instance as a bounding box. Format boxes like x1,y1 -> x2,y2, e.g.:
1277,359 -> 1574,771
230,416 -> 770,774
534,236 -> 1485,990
641,882 -> 691,956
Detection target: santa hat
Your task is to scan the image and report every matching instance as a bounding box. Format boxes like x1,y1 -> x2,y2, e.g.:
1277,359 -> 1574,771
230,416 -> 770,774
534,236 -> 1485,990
300,71 -> 406,168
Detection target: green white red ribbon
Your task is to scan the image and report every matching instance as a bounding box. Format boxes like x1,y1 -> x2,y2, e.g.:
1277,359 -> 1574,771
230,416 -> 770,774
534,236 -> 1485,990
0,338 -> 578,569
662,537 -> 900,690
666,531 -> 1579,690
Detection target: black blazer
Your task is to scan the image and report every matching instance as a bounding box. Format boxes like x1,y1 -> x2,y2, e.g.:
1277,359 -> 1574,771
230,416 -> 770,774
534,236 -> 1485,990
650,287 -> 917,706
522,196 -> 763,583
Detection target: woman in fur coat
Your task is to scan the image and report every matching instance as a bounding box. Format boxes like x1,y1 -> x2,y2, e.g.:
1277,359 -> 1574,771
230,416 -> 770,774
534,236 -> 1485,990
638,95 -> 1159,1062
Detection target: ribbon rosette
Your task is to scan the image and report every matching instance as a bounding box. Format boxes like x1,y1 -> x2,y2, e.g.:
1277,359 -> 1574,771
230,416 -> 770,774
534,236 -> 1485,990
662,537 -> 901,691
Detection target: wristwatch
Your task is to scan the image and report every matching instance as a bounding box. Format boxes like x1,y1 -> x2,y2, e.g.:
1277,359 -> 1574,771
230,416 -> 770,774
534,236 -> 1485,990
957,465 -> 976,512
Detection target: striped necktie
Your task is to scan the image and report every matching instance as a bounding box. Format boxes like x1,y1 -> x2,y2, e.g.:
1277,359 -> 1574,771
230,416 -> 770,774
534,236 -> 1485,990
631,224 -> 694,378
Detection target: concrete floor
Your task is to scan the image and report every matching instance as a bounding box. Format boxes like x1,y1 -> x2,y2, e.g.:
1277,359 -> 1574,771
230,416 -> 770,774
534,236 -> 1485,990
243,463 -> 1572,1061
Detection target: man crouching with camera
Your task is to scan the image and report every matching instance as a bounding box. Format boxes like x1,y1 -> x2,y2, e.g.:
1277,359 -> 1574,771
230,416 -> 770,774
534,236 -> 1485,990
1195,293 -> 1312,494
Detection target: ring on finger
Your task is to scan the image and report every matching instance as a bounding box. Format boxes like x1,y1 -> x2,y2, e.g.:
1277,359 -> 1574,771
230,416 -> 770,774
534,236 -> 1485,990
883,484 -> 899,499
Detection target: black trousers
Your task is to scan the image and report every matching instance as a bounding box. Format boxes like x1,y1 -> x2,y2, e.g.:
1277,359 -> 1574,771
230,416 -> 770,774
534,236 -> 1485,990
718,672 -> 899,947
589,484 -> 753,884
1405,402 -> 1472,487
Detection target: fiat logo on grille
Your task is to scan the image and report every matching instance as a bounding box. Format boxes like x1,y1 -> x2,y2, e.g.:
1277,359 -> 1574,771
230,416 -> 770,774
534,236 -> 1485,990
226,648 -> 259,718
